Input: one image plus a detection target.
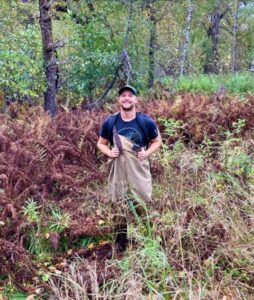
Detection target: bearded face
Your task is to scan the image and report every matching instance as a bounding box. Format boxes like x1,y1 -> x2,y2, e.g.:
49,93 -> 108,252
118,90 -> 137,111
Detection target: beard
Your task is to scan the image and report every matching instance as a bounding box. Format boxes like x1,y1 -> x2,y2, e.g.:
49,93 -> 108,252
121,104 -> 135,111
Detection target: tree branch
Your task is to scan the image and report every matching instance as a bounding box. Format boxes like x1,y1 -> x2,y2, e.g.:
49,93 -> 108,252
88,0 -> 133,108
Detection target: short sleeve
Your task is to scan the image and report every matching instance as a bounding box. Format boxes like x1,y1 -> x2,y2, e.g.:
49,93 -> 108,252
146,117 -> 159,140
99,117 -> 111,141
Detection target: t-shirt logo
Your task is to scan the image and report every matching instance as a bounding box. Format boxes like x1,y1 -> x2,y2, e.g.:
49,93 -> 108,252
117,127 -> 143,146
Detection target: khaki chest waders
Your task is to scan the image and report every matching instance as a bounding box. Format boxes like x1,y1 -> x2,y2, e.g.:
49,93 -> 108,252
108,135 -> 152,205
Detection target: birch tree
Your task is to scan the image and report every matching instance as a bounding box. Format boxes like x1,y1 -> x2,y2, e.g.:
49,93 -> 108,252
180,0 -> 193,76
231,0 -> 241,73
147,0 -> 157,89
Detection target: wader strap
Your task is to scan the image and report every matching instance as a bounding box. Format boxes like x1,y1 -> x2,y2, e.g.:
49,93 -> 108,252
113,125 -> 123,154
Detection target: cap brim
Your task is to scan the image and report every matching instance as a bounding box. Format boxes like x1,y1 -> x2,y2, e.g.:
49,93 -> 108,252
118,86 -> 137,96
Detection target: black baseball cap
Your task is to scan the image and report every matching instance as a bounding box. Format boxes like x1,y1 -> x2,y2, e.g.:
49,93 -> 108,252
118,85 -> 137,96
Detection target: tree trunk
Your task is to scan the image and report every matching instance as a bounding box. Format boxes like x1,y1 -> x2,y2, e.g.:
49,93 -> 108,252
148,2 -> 157,89
39,0 -> 58,117
180,0 -> 193,76
204,4 -> 221,74
204,2 -> 230,74
231,0 -> 240,73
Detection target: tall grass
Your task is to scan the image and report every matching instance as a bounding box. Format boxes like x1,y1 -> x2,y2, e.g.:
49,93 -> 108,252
47,127 -> 254,299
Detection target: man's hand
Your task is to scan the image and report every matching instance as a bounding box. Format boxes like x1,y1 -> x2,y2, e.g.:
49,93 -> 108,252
137,148 -> 148,161
137,135 -> 162,161
97,137 -> 120,159
110,147 -> 120,158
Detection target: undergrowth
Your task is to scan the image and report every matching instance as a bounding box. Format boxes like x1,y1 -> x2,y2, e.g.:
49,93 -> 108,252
47,117 -> 253,299
0,93 -> 253,299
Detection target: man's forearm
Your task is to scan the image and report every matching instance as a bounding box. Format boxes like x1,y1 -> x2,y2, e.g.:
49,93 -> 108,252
146,139 -> 162,157
97,143 -> 112,157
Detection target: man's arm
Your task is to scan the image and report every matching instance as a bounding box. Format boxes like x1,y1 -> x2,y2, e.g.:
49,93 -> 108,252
137,134 -> 162,161
146,135 -> 162,156
97,137 -> 120,158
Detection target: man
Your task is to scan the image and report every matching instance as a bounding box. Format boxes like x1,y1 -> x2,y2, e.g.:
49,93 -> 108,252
97,85 -> 162,207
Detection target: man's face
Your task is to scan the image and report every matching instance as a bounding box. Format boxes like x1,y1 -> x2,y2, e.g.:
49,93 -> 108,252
118,90 -> 137,111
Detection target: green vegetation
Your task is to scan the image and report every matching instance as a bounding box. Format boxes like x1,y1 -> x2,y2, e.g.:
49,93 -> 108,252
21,200 -> 71,257
0,286 -> 27,300
0,1 -> 254,107
162,73 -> 254,95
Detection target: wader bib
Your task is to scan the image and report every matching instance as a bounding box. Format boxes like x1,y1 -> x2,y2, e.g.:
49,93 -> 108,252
108,135 -> 152,204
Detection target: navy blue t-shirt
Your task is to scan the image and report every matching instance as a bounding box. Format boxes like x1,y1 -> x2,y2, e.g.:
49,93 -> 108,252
100,113 -> 158,148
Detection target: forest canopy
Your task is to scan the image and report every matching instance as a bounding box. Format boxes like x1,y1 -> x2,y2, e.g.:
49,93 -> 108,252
0,0 -> 254,111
